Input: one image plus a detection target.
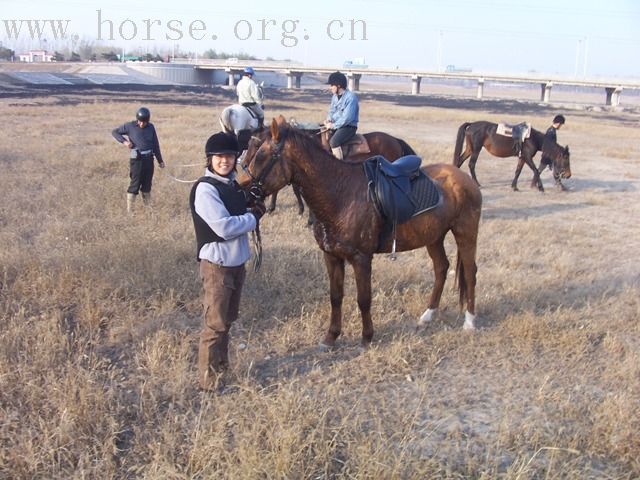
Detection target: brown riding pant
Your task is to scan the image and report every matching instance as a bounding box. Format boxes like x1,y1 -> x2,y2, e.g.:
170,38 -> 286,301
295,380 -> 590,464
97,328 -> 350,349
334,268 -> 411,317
198,260 -> 246,389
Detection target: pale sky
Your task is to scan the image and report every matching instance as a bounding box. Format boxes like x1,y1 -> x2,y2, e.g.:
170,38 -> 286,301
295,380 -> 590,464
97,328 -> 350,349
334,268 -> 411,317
2,0 -> 639,78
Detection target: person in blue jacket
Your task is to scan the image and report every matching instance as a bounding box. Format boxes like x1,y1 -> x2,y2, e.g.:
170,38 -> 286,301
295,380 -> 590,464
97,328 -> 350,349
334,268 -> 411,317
323,71 -> 359,160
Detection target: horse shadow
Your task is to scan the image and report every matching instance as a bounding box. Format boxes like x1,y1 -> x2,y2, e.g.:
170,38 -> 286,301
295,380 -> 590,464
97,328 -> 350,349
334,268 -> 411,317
475,272 -> 639,331
567,177 -> 637,192
482,201 -> 590,220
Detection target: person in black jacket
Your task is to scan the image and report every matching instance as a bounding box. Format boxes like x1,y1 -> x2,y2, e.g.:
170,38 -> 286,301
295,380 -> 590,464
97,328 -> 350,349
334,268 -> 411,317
112,107 -> 165,213
539,114 -> 565,170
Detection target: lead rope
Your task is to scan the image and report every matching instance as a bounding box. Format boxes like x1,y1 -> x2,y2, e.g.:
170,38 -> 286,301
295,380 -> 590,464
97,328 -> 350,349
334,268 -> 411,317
252,224 -> 263,272
160,162 -> 202,183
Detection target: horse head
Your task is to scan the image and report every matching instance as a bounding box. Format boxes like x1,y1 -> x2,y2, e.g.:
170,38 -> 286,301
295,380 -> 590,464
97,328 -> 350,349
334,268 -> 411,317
554,145 -> 571,179
236,117 -> 294,198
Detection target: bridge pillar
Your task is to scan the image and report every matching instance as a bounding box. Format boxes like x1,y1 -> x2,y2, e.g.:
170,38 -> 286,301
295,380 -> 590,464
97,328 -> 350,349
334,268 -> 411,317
540,82 -> 553,103
224,68 -> 238,87
286,72 -> 303,89
411,75 -> 422,95
605,86 -> 623,106
476,78 -> 485,99
347,73 -> 361,91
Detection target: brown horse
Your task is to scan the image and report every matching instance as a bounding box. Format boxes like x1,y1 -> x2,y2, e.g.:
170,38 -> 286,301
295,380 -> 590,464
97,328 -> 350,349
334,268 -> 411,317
262,126 -> 417,213
453,121 -> 571,192
238,118 -> 483,348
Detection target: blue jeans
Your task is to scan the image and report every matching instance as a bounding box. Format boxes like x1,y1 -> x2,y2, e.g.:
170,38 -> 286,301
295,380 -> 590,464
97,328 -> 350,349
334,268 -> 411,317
329,126 -> 357,148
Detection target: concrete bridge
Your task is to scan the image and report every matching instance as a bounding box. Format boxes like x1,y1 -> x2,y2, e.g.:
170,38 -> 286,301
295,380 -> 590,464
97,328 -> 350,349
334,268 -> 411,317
192,61 -> 639,107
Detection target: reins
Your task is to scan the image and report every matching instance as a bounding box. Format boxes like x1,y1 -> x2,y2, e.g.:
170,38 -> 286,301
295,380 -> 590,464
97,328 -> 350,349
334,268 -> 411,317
160,161 -> 203,183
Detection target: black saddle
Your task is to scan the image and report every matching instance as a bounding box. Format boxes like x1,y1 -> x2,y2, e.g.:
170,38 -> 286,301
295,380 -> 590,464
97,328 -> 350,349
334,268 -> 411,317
363,155 -> 441,225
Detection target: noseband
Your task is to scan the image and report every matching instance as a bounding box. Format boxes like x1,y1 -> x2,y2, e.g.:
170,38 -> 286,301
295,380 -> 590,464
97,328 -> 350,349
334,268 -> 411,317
242,139 -> 283,201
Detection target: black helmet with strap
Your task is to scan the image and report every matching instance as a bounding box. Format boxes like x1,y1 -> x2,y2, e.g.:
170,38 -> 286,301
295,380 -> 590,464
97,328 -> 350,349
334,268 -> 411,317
136,107 -> 151,122
205,132 -> 239,156
327,71 -> 347,89
553,114 -> 566,125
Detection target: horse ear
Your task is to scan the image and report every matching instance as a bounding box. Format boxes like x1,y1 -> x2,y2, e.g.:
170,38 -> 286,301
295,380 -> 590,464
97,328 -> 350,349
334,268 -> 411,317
270,118 -> 280,142
276,114 -> 288,126
565,145 -> 570,154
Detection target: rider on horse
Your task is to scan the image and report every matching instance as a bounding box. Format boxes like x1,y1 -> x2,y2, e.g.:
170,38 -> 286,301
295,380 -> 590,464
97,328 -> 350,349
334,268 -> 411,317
236,67 -> 264,129
324,71 -> 359,160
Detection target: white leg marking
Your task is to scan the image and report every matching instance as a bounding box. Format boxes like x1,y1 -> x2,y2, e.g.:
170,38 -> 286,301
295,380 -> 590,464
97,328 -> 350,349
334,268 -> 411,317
418,308 -> 437,326
463,311 -> 476,330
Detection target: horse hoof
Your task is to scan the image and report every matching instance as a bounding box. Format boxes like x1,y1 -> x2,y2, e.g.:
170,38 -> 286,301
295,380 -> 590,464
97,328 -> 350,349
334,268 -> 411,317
418,308 -> 437,326
318,341 -> 335,352
463,311 -> 476,330
512,186 -> 519,192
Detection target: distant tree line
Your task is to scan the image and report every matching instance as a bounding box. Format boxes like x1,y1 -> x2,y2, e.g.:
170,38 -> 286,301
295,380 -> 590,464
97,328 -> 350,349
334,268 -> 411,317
0,38 -> 285,63
0,47 -> 14,60
201,50 -> 258,60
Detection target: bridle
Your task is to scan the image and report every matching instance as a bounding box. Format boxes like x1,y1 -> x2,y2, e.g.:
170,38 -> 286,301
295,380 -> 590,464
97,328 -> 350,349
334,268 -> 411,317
241,138 -> 284,201
240,137 -> 284,274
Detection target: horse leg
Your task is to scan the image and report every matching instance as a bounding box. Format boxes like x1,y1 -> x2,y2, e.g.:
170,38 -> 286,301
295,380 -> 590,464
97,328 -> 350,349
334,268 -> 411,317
455,144 -> 473,168
554,172 -> 567,191
292,185 -> 305,216
530,163 -> 545,189
451,228 -> 479,330
350,254 -> 374,347
418,236 -> 449,326
321,252 -> 345,349
266,192 -> 277,213
511,157 -> 526,191
524,155 -> 544,192
468,152 -> 481,186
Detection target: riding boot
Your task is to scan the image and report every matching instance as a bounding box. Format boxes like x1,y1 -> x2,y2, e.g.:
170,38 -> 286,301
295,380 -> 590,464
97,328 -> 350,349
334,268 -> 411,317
141,191 -> 151,207
331,147 -> 344,160
127,193 -> 136,214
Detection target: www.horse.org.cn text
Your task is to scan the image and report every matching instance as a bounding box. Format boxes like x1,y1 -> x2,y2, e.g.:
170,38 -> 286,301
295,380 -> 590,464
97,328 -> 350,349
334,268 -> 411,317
93,11 -> 368,47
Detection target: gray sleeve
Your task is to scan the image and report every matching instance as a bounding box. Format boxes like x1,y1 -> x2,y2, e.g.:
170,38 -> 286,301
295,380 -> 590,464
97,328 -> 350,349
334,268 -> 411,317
112,123 -> 129,143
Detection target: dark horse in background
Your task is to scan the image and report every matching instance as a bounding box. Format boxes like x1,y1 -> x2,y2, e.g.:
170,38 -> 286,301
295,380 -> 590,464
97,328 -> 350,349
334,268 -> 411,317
253,124 -> 418,214
238,118 -> 482,349
453,121 -> 571,191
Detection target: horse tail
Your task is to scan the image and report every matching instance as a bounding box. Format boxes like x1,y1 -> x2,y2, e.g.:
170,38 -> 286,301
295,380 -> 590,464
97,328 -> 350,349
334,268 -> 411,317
219,108 -> 234,134
453,122 -> 471,165
455,253 -> 466,310
395,137 -> 416,156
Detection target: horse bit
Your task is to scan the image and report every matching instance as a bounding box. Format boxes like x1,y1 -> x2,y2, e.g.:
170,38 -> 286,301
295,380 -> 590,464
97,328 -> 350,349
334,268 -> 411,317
241,139 -> 284,202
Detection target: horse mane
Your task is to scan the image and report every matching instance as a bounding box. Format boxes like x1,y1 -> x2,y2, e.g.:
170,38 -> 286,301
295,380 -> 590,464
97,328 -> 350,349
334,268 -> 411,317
283,125 -> 342,163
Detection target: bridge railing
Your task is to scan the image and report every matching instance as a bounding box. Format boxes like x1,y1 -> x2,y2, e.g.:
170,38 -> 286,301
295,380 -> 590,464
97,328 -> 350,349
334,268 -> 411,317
190,61 -> 640,107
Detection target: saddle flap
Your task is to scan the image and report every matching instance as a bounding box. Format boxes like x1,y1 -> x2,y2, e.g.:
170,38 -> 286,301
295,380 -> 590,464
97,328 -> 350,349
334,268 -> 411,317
364,155 -> 440,225
378,155 -> 422,177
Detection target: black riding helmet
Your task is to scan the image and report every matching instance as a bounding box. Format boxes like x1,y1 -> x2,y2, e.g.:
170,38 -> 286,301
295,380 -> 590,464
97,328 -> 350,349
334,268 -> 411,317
553,114 -> 566,125
327,71 -> 347,89
205,132 -> 239,156
136,107 -> 151,122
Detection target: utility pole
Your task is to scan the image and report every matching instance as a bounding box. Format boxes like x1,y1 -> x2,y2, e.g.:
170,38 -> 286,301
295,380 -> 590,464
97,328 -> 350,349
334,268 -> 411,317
582,37 -> 589,78
436,30 -> 443,72
573,38 -> 581,78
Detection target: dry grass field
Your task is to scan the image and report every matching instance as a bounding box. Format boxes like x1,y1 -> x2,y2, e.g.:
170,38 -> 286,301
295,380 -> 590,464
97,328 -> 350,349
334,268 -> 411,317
1,83 -> 640,479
